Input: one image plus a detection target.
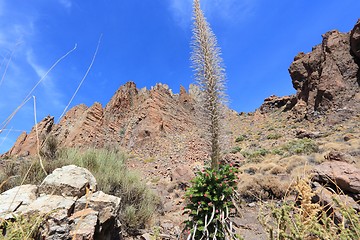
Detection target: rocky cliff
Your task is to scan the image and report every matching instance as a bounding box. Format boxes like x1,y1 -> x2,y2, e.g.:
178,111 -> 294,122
260,19 -> 360,121
3,82 -> 214,163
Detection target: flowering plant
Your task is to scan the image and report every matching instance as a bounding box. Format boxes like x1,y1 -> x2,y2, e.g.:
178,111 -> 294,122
183,163 -> 241,239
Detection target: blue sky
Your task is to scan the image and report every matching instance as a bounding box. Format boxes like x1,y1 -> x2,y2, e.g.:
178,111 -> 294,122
0,0 -> 359,153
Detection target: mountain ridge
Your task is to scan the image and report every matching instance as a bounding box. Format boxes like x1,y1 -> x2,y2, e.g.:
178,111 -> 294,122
2,19 -> 360,162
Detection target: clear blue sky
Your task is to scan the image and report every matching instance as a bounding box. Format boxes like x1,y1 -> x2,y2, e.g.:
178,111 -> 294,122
0,0 -> 359,153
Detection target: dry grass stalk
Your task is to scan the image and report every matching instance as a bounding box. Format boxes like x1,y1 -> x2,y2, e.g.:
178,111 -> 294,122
59,34 -> 103,121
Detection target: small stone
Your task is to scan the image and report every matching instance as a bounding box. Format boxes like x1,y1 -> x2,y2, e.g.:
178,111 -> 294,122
344,134 -> 354,141
161,221 -> 174,230
141,233 -> 152,240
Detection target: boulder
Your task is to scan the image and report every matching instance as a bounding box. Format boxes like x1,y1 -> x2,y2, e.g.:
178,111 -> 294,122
75,191 -> 121,225
22,194 -> 75,216
69,208 -> 99,240
313,161 -> 360,194
295,129 -> 324,139
170,165 -> 195,188
312,182 -> 360,224
324,150 -> 354,163
0,184 -> 37,219
75,191 -> 121,239
39,165 -> 97,198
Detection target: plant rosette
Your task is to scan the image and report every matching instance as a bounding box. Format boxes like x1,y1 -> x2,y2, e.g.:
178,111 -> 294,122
183,163 -> 240,239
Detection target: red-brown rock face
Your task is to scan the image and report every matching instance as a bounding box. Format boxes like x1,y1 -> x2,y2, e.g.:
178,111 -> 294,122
6,116 -> 54,156
3,82 -> 203,160
287,19 -> 360,119
351,19 -> 360,60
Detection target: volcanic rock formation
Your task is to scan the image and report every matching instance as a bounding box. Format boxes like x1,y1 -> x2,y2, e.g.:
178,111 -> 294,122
260,19 -> 360,120
3,82 -> 210,163
287,20 -> 360,119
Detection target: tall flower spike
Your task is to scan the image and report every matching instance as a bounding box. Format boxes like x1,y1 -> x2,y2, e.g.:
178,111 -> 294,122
191,0 -> 227,170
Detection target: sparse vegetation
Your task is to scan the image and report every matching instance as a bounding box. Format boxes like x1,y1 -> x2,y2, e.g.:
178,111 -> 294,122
281,138 -> 319,155
260,177 -> 360,240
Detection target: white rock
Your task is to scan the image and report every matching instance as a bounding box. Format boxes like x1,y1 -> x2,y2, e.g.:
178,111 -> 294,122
69,208 -> 99,240
39,165 -> 97,198
0,184 -> 37,219
22,194 -> 75,217
75,191 -> 121,225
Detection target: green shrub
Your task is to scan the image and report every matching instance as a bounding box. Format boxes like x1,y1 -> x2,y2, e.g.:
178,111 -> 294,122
183,164 -> 242,239
230,146 -> 241,154
266,133 -> 282,140
282,138 -> 319,155
271,148 -> 284,156
235,135 -> 247,142
241,148 -> 270,160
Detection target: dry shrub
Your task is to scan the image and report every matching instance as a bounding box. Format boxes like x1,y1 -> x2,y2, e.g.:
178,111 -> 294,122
238,174 -> 290,202
320,141 -> 350,153
259,163 -> 286,175
279,155 -> 307,173
260,177 -> 360,240
40,135 -> 58,160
